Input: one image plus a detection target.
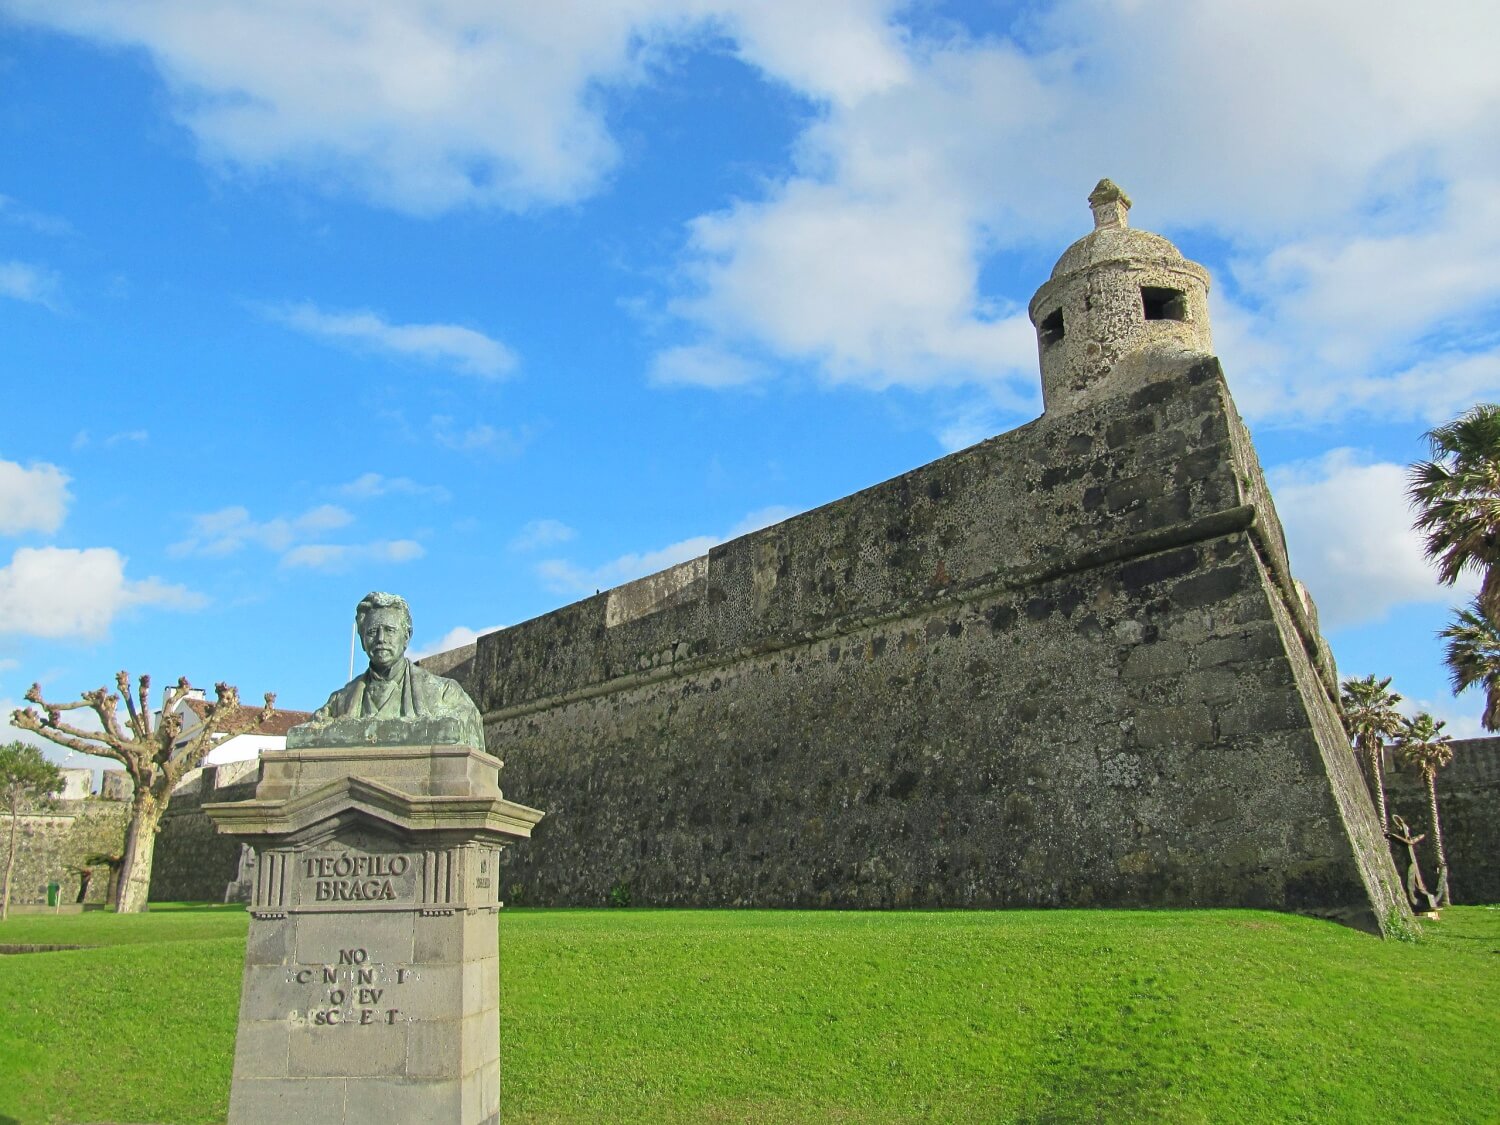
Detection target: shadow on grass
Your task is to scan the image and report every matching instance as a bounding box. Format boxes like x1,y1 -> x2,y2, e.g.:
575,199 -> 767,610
144,901 -> 247,913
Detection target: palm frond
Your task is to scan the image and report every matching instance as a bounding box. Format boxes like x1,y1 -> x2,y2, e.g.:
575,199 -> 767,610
1395,712 -> 1455,774
1409,405 -> 1500,596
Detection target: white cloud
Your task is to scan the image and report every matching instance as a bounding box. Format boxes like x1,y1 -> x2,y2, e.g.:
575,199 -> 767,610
509,519 -> 576,552
670,181 -> 1040,392
3,2 -> 635,213
272,302 -> 517,379
1220,179 -> 1500,423
0,1 -> 911,214
15,2 -> 1500,424
280,539 -> 424,572
0,546 -> 204,640
0,194 -> 72,236
0,458 -> 71,536
1399,696 -> 1485,742
538,504 -> 795,596
654,1 -> 1500,415
1269,449 -> 1474,630
649,344 -> 768,389
934,396 -> 1022,453
409,623 -> 504,660
170,503 -> 355,557
1231,339 -> 1500,430
725,505 -> 796,538
69,430 -> 150,451
537,538 -> 718,596
0,260 -> 61,309
337,472 -> 450,502
430,416 -> 528,456
719,1 -> 909,104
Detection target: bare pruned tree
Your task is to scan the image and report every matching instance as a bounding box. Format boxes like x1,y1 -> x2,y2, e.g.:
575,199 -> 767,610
11,673 -> 273,913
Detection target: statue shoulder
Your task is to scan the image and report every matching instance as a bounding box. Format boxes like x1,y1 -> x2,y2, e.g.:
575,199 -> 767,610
310,678 -> 357,723
312,675 -> 363,720
411,663 -> 476,704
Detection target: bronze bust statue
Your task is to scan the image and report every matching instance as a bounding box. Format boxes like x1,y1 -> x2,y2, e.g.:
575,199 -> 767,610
297,591 -> 485,751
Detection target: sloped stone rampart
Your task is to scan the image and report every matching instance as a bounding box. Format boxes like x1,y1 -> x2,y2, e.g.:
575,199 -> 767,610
452,359 -> 1408,930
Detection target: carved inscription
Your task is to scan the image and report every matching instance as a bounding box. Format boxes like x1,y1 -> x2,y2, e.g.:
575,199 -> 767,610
286,947 -> 415,1027
299,851 -> 415,905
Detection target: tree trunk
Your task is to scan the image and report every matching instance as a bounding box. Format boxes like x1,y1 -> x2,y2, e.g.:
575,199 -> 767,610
2,798 -> 18,922
115,795 -> 163,914
1364,745 -> 1389,831
1426,769 -> 1451,907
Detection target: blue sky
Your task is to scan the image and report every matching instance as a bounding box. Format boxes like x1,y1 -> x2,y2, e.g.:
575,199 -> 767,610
3,1 -> 1498,776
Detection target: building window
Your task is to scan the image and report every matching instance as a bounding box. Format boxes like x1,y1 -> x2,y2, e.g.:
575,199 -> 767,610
1039,308 -> 1065,346
1142,287 -> 1187,321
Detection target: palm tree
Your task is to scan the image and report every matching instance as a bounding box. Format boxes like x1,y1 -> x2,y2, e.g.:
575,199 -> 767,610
1408,403 -> 1500,620
1440,599 -> 1500,731
1395,712 -> 1456,906
1338,675 -> 1403,831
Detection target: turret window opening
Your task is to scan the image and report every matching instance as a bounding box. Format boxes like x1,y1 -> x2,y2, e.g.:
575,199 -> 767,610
1142,287 -> 1187,322
1039,308 -> 1065,347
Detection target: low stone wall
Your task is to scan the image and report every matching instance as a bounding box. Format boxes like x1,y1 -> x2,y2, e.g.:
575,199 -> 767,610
1383,738 -> 1500,905
1,799 -> 130,906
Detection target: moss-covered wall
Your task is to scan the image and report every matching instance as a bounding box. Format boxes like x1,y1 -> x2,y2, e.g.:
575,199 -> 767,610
1383,738 -> 1500,905
450,358 -> 1408,930
147,774 -> 257,902
1,799 -> 129,906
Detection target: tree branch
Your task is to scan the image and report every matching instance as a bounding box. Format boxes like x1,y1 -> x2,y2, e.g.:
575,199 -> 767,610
9,707 -> 137,768
138,674 -> 154,740
84,686 -> 131,746
117,670 -> 143,742
24,684 -> 96,714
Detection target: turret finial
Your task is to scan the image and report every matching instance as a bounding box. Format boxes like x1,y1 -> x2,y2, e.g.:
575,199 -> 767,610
1088,178 -> 1131,231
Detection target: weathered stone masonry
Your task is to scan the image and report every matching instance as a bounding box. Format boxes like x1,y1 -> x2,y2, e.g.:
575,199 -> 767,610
2,799 -> 129,906
433,187 -> 1412,932
1383,738 -> 1500,905
149,768 -> 257,902
444,354 -> 1403,929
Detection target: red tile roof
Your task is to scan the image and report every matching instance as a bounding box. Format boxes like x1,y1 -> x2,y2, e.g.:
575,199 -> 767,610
181,697 -> 314,736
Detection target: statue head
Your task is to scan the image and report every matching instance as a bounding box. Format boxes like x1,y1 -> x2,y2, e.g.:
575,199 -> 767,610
355,591 -> 412,675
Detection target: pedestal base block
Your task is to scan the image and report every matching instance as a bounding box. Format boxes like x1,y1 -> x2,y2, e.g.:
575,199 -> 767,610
207,743 -> 541,1125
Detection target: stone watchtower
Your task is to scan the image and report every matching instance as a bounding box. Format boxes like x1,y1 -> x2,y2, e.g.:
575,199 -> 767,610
1029,179 -> 1213,413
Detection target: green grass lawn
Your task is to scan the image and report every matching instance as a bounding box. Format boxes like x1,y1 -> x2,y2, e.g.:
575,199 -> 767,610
0,904 -> 1496,1124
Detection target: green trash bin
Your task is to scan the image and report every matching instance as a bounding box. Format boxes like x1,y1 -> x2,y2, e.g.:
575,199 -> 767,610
46,881 -> 60,907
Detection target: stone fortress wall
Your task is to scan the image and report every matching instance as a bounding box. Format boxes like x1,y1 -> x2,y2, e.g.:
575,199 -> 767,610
411,182 -> 1424,932
11,670 -> 1495,915
148,760 -> 260,901
445,350 -> 1412,929
1382,738 -> 1500,904
1,797 -> 129,908
0,761 -> 258,908
122,734 -> 1498,908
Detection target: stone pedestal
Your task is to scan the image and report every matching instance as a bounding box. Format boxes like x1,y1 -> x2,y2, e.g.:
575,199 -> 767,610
206,732 -> 542,1125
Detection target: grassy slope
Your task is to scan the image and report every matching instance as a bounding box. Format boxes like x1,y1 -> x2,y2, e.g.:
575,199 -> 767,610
0,905 -> 1496,1124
